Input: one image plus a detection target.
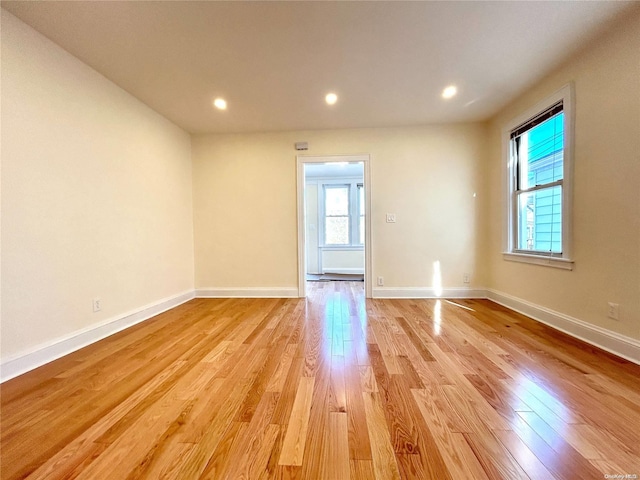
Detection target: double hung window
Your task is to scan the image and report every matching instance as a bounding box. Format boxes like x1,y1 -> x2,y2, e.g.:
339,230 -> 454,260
504,85 -> 574,269
323,183 -> 364,246
324,185 -> 350,245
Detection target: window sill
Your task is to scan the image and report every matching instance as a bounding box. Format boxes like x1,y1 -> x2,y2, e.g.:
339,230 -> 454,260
502,252 -> 574,270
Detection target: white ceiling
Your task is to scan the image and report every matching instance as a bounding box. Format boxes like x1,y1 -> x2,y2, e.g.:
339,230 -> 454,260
2,1 -> 636,134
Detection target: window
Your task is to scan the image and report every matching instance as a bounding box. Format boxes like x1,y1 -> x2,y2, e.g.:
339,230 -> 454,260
513,104 -> 563,253
504,84 -> 574,269
324,185 -> 350,245
321,182 -> 364,247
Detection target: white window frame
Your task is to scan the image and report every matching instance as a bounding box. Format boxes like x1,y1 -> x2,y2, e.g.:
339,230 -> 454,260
502,84 -> 575,270
322,183 -> 352,246
357,183 -> 365,245
319,179 -> 363,248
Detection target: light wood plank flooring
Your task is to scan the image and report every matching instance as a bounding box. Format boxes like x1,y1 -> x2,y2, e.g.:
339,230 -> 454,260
2,281 -> 639,479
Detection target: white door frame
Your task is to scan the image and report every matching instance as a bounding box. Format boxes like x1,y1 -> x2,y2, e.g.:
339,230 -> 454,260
296,154 -> 372,298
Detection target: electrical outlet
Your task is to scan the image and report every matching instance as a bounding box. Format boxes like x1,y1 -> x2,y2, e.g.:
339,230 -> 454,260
607,302 -> 619,320
377,276 -> 384,286
93,298 -> 102,313
463,273 -> 470,284
385,213 -> 396,223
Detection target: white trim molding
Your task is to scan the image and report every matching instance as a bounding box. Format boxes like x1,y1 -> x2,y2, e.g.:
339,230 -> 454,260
502,252 -> 574,270
4,286 -> 636,383
196,288 -> 299,298
502,83 -> 575,268
372,287 -> 487,299
373,286 -> 639,365
0,290 -> 195,383
486,289 -> 640,366
297,154 -> 373,299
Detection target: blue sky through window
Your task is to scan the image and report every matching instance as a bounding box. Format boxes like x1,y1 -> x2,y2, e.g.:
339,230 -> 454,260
528,112 -> 563,161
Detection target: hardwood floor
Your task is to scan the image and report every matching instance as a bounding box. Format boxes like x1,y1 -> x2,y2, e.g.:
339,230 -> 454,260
2,281 -> 639,479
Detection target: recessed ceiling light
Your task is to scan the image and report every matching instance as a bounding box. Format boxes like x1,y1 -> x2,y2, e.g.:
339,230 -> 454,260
442,85 -> 457,99
213,98 -> 227,110
325,93 -> 338,105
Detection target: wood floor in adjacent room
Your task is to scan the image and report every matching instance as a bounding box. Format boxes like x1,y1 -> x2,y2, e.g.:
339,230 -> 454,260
2,282 -> 639,479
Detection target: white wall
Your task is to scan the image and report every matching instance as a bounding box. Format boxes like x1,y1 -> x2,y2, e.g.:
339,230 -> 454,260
322,250 -> 365,275
485,11 -> 640,341
192,124 -> 486,292
1,12 -> 195,362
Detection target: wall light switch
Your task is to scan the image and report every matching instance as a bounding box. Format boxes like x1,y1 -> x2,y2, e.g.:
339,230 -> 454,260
386,213 -> 396,223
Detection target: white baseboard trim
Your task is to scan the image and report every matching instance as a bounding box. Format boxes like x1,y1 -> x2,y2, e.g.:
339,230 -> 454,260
321,268 -> 365,275
3,285 -> 636,384
196,287 -> 299,298
372,286 -> 639,364
372,287 -> 486,299
486,289 -> 640,366
0,290 -> 195,383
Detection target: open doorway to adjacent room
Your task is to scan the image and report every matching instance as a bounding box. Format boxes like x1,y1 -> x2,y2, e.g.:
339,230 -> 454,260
296,155 -> 372,298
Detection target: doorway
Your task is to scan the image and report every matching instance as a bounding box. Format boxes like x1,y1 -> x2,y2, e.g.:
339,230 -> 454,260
296,155 -> 372,298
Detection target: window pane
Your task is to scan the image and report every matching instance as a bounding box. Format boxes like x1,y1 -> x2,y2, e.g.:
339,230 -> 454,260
517,185 -> 562,253
358,185 -> 364,215
359,216 -> 364,244
325,186 -> 349,216
325,217 -> 349,245
518,112 -> 564,190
